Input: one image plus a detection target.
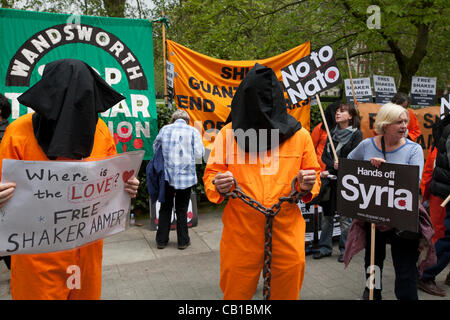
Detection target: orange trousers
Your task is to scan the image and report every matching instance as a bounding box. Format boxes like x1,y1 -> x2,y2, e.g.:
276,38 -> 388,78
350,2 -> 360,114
11,240 -> 103,300
429,195 -> 446,243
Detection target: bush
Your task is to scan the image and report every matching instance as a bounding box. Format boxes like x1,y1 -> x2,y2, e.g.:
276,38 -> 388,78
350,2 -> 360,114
131,159 -> 150,216
310,101 -> 333,130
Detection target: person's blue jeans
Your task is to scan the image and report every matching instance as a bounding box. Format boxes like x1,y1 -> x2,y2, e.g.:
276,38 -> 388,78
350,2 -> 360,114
422,204 -> 450,280
318,213 -> 352,255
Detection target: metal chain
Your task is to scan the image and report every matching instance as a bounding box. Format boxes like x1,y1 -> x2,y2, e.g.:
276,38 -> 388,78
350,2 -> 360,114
215,176 -> 308,300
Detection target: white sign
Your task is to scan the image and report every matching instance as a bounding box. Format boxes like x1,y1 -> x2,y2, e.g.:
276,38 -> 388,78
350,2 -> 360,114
166,60 -> 175,89
344,77 -> 373,103
411,76 -> 437,106
441,94 -> 450,117
373,75 -> 397,104
0,151 -> 144,255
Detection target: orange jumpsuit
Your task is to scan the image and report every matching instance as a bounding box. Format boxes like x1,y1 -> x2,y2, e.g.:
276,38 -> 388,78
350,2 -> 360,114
0,113 -> 117,300
420,147 -> 446,243
203,123 -> 321,300
310,122 -> 327,171
407,109 -> 421,142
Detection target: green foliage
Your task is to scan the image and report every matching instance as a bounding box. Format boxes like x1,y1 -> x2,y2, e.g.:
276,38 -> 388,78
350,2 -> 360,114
131,159 -> 149,214
149,0 -> 449,96
156,101 -> 172,130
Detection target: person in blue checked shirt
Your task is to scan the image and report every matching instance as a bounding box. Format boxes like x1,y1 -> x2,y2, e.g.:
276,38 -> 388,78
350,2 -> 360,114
153,109 -> 204,250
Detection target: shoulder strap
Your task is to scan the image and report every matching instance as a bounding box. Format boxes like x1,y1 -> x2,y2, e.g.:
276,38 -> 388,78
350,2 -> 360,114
381,136 -> 387,160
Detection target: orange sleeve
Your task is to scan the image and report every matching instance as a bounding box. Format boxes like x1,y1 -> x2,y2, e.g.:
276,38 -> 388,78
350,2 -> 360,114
298,128 -> 321,203
0,118 -> 29,180
407,109 -> 421,142
310,123 -> 327,171
420,147 -> 437,199
94,118 -> 118,157
310,123 -> 322,148
203,127 -> 228,204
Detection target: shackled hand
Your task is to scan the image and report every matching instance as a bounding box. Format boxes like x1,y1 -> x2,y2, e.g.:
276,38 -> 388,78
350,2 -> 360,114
296,169 -> 317,193
213,171 -> 235,194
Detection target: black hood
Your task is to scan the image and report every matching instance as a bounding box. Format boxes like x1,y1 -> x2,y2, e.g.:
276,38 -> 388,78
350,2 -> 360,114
226,63 -> 301,152
18,59 -> 125,159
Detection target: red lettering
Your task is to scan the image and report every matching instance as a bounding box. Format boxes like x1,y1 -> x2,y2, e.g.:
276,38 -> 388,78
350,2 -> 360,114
96,180 -> 105,194
71,185 -> 82,200
84,184 -> 94,198
104,177 -> 112,192
69,176 -> 117,203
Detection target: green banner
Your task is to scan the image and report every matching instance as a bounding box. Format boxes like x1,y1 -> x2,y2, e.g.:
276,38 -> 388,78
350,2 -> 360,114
0,8 -> 157,159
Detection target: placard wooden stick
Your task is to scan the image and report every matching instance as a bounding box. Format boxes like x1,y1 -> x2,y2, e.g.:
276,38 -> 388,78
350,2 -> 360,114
316,94 -> 338,162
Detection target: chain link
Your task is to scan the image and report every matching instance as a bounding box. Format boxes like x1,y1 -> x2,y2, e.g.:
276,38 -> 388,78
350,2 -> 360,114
215,175 -> 308,300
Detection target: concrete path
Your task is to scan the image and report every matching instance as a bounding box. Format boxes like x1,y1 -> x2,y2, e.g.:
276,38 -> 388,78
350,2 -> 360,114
1,203 -> 449,300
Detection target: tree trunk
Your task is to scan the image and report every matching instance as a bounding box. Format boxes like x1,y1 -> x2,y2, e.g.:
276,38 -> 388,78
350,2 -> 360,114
398,71 -> 414,94
396,23 -> 430,93
103,0 -> 126,18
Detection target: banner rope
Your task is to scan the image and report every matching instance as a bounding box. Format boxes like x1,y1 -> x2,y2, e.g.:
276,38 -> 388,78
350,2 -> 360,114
150,16 -> 170,28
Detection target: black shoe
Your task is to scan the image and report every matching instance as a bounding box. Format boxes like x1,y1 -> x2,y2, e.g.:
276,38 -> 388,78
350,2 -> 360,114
157,243 -> 167,249
337,254 -> 344,263
178,241 -> 191,250
313,252 -> 331,259
418,278 -> 447,297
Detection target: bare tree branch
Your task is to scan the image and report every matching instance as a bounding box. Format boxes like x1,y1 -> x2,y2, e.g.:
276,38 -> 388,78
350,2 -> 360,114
336,50 -> 393,61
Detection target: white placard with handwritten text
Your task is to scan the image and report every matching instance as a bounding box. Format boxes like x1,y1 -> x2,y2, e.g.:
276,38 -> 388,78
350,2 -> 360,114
0,151 -> 144,255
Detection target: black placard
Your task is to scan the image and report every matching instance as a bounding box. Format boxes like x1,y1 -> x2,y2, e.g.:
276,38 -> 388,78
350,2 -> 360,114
281,45 -> 341,105
337,159 -> 419,232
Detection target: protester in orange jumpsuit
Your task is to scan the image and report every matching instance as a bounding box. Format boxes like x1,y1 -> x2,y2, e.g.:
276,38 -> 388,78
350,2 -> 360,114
310,100 -> 338,171
0,59 -> 139,300
203,64 -> 321,300
391,92 -> 421,142
311,123 -> 327,171
420,146 -> 446,243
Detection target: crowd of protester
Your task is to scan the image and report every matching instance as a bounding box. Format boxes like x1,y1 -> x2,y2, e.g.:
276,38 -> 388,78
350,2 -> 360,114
0,61 -> 448,301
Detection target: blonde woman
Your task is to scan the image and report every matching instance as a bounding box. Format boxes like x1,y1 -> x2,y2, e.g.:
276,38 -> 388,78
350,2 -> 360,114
344,102 -> 430,300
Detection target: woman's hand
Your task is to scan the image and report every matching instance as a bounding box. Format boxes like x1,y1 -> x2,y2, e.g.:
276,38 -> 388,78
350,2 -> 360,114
334,160 -> 339,170
320,170 -> 329,178
0,182 -> 16,208
213,171 -> 234,194
124,177 -> 139,198
370,157 -> 386,168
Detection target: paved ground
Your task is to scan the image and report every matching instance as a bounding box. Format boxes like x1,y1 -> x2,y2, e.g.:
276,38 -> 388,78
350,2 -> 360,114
1,202 -> 449,300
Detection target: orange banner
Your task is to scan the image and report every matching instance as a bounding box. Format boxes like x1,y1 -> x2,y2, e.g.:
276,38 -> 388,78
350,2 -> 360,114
358,103 -> 381,140
358,103 -> 440,159
167,40 -> 311,147
412,106 -> 440,158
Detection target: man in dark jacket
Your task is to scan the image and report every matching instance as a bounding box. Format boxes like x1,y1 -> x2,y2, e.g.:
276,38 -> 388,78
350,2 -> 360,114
418,113 -> 450,297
